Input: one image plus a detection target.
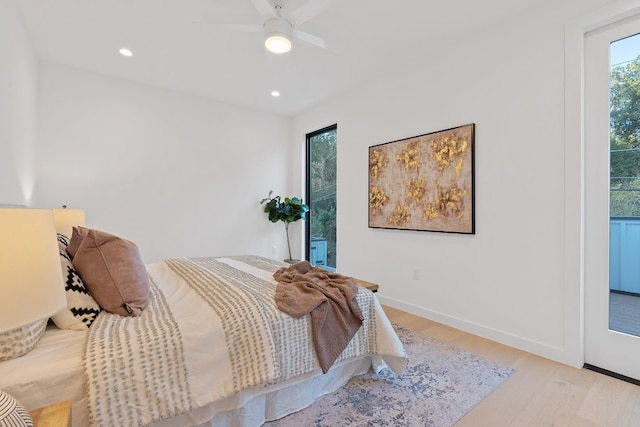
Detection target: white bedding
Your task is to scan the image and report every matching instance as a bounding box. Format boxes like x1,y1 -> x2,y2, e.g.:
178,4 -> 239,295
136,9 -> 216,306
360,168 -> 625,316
0,256 -> 406,427
0,325 -> 90,425
0,328 -> 382,427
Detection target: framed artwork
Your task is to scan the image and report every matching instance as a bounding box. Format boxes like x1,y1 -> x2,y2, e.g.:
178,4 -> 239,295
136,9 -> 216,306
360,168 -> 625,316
368,123 -> 475,234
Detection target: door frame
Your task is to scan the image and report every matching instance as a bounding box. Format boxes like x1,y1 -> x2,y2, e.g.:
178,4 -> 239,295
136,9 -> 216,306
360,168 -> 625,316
304,124 -> 338,267
565,0 -> 640,369
584,16 -> 640,380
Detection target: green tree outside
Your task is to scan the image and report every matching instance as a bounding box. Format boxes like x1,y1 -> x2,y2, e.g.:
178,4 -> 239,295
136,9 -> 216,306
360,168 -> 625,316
309,129 -> 337,268
610,56 -> 640,216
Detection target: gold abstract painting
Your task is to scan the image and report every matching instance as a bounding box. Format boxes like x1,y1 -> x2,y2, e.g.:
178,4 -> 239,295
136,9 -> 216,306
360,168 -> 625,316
368,123 -> 475,234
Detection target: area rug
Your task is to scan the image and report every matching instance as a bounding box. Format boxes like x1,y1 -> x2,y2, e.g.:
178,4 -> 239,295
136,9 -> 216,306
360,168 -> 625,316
265,325 -> 514,427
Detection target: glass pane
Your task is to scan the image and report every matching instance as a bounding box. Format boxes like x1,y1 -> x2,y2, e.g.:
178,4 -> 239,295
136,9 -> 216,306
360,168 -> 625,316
308,127 -> 337,271
609,33 -> 640,337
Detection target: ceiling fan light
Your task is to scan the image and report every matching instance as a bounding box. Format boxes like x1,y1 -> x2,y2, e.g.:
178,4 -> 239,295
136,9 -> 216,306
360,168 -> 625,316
263,18 -> 293,54
265,33 -> 292,54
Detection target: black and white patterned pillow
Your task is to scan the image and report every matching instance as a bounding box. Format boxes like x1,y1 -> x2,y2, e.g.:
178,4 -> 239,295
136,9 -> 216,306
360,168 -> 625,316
51,236 -> 101,330
57,232 -> 70,248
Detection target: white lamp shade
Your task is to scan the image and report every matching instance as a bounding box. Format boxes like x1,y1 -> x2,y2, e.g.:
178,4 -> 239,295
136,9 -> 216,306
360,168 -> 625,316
52,208 -> 85,238
0,209 -> 66,333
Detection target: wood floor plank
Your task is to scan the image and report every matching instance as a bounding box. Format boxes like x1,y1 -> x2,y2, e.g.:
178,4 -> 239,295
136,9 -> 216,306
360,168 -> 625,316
510,375 -> 589,426
568,415 -> 603,427
576,375 -> 640,426
381,305 -> 640,427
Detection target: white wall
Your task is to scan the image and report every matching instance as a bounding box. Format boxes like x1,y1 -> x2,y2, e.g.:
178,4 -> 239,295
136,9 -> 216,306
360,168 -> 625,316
13,0 -> 627,367
36,63 -> 294,263
292,0 -> 616,366
0,0 -> 38,206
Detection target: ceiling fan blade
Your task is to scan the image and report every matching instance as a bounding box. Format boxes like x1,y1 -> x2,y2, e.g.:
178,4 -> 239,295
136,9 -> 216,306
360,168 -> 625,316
250,0 -> 277,20
220,24 -> 262,33
287,0 -> 336,26
193,20 -> 262,33
194,11 -> 260,25
292,28 -> 326,50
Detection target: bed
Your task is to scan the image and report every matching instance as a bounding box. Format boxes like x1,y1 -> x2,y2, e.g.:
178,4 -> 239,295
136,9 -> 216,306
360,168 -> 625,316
0,233 -> 407,427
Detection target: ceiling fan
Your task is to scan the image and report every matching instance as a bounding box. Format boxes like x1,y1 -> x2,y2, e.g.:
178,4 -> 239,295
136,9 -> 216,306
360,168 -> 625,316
202,0 -> 335,54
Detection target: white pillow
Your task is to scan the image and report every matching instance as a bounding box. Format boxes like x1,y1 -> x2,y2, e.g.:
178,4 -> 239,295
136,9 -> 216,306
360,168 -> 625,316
0,318 -> 47,362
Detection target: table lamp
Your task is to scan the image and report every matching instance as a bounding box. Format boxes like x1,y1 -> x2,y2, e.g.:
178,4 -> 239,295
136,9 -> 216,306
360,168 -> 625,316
52,206 -> 85,238
0,209 -> 67,426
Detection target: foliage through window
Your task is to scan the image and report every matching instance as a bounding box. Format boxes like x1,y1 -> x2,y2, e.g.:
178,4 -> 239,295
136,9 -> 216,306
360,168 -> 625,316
610,34 -> 640,217
306,125 -> 337,270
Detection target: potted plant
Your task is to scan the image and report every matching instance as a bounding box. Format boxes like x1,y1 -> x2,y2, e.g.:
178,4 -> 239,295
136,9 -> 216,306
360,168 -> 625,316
260,190 -> 309,262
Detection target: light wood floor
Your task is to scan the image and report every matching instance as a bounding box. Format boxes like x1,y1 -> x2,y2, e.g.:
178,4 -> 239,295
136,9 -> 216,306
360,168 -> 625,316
382,305 -> 640,427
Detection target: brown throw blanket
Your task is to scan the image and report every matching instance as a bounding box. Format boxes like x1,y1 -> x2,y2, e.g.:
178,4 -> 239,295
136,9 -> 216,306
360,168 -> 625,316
273,261 -> 364,373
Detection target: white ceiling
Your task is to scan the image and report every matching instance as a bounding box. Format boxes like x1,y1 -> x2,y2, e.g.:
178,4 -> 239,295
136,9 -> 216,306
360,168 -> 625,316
16,0 -> 550,117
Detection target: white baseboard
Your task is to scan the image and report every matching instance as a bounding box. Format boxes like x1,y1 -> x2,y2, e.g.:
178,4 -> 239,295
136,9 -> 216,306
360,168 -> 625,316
376,294 -> 581,368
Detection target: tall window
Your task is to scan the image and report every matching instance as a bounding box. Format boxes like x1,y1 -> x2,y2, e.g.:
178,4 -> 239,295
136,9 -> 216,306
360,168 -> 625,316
306,125 -> 337,271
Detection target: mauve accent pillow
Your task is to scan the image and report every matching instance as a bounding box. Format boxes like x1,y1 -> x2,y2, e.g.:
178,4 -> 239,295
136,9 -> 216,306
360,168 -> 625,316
66,225 -> 89,259
72,229 -> 150,317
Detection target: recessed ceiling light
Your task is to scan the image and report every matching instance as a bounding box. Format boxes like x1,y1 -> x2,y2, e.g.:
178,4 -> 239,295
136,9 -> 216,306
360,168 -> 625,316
119,48 -> 133,57
271,91 -> 280,97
